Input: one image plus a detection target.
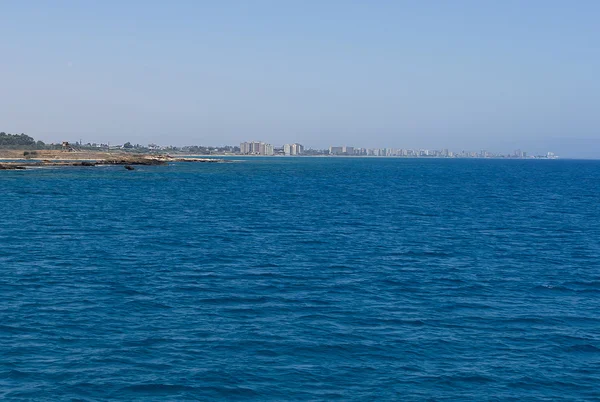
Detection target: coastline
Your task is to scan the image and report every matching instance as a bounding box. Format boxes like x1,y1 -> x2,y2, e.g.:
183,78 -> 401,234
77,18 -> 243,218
0,150 -> 225,170
0,148 -> 573,166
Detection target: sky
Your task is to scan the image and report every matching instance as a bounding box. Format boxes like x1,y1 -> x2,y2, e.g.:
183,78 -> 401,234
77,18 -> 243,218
1,1 -> 599,157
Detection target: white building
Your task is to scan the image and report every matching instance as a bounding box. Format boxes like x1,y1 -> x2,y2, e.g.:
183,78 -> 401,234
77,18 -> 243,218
291,143 -> 304,155
240,141 -> 274,155
329,146 -> 343,155
283,143 -> 304,156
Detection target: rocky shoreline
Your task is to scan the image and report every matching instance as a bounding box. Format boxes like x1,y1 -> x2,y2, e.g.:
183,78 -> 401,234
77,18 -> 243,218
0,154 -> 225,170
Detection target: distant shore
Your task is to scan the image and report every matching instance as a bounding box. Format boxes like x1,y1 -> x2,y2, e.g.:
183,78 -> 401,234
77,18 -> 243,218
0,149 -> 573,168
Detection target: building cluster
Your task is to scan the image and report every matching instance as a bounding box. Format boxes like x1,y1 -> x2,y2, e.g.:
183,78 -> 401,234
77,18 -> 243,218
239,141 -> 305,156
240,141 -> 274,156
326,146 -> 556,158
328,146 -> 354,155
283,143 -> 304,155
235,143 -> 556,158
85,139 -> 556,159
329,146 -> 453,157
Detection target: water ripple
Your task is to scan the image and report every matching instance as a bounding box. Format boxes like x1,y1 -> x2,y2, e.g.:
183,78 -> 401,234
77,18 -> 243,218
1,159 -> 600,400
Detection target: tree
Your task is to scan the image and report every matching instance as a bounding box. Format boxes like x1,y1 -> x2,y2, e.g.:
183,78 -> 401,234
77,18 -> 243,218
0,132 -> 44,148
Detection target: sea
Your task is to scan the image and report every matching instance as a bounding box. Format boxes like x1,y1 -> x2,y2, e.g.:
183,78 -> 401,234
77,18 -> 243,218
1,157 -> 599,401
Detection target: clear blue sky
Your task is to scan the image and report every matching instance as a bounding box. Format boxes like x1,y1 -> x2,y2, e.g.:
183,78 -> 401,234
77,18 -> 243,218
1,1 -> 599,157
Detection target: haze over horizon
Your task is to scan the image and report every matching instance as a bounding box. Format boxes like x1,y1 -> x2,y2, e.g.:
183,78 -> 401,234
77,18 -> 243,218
1,1 -> 599,158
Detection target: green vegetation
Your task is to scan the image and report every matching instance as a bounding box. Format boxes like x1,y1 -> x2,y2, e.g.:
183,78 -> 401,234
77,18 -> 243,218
0,132 -> 45,149
23,151 -> 38,159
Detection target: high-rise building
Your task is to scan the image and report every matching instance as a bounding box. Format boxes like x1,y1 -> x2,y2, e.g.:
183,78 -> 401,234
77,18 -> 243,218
283,143 -> 303,155
240,141 -> 274,155
329,146 -> 344,155
261,143 -> 274,156
291,143 -> 304,155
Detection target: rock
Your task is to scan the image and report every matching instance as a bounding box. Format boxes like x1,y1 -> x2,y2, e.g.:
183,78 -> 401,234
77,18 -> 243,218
124,165 -> 135,170
0,164 -> 26,170
103,157 -> 166,166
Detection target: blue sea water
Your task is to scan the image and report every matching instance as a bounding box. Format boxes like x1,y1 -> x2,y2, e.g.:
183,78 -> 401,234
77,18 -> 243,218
1,158 -> 599,401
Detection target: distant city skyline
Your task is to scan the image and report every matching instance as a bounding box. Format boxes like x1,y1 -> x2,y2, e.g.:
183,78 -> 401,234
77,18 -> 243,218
116,138 -> 556,158
1,2 -> 599,158
34,135 -> 565,159
26,135 -> 560,159
3,130 -> 560,158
